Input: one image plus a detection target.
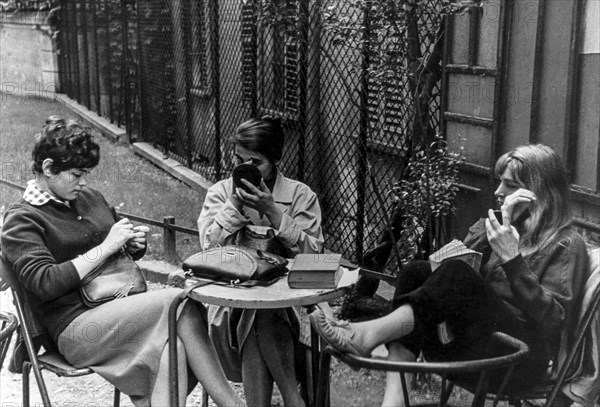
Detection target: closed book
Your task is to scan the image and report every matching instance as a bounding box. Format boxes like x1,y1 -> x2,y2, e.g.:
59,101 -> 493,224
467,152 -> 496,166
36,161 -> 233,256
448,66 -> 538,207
288,253 -> 343,288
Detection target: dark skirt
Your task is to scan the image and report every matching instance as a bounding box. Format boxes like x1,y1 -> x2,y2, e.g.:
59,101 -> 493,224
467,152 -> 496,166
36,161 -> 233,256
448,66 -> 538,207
391,260 -> 550,391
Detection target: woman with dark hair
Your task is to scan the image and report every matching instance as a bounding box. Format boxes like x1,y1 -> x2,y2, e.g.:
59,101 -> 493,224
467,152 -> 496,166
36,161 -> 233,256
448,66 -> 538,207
197,117 -> 324,406
310,144 -> 589,406
1,117 -> 244,407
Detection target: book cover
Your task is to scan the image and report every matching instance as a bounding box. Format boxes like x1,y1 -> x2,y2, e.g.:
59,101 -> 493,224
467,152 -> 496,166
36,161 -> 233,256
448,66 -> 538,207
428,239 -> 483,272
287,268 -> 343,288
288,253 -> 343,288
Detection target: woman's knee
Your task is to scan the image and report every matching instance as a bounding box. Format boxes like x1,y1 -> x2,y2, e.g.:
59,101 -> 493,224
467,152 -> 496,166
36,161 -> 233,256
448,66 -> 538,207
178,301 -> 207,330
430,259 -> 483,286
393,260 -> 432,298
387,342 -> 416,362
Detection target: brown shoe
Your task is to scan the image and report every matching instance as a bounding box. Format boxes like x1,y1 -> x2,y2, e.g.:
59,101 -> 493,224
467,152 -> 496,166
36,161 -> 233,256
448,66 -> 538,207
309,309 -> 371,357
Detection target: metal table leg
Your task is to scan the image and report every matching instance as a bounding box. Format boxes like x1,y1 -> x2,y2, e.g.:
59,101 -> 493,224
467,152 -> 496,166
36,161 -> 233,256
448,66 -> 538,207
168,281 -> 212,407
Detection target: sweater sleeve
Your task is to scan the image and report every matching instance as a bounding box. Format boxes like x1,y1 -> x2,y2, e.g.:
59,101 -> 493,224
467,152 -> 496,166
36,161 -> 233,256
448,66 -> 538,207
501,237 -> 588,337
197,180 -> 251,250
463,218 -> 493,266
1,207 -> 81,301
105,199 -> 147,261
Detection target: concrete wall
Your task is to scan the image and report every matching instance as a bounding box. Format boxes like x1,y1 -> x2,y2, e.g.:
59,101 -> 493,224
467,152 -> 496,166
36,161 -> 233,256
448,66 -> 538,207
0,11 -> 57,98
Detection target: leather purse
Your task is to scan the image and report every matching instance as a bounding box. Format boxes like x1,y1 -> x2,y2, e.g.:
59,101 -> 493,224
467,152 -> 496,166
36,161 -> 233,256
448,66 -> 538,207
79,250 -> 147,307
182,245 -> 288,286
235,225 -> 292,258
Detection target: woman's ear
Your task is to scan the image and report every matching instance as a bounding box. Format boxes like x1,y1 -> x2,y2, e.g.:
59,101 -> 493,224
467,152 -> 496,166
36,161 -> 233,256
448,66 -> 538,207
41,158 -> 56,177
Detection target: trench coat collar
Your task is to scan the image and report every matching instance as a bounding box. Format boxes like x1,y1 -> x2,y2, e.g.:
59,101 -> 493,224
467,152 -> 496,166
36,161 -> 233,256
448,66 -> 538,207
271,170 -> 294,205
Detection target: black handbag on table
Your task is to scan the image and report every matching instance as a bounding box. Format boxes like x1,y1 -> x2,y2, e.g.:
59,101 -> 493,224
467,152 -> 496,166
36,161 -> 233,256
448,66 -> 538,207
235,225 -> 292,258
182,245 -> 288,287
79,250 -> 147,307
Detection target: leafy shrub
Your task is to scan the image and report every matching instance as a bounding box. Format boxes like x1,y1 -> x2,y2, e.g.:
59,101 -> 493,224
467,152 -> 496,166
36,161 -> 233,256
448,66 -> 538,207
390,136 -> 464,261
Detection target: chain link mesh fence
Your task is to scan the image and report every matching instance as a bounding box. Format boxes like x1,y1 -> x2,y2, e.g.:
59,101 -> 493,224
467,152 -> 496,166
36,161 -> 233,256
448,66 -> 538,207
57,0 -> 445,269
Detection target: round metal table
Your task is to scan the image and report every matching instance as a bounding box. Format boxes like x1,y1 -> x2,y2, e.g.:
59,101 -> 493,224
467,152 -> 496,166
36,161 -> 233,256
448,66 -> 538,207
185,267 -> 358,308
169,267 -> 359,407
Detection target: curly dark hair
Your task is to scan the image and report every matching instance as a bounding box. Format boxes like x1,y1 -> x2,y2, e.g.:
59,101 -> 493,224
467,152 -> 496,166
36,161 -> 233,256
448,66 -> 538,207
32,115 -> 100,174
230,116 -> 285,163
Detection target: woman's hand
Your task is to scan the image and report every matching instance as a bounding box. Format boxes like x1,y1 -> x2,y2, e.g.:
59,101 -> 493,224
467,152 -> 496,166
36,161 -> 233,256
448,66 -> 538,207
230,183 -> 244,212
485,209 -> 521,263
501,188 -> 536,223
103,218 -> 135,254
235,179 -> 283,229
126,225 -> 149,253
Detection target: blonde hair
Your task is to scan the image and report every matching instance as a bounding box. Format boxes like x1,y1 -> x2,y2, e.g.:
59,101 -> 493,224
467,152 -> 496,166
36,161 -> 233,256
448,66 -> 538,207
495,144 -> 574,252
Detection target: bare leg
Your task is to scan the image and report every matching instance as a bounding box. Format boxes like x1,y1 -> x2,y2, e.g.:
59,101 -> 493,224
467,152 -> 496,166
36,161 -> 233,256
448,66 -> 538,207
178,302 -> 244,407
356,305 -> 415,351
241,330 -> 274,407
151,338 -> 188,407
311,304 -> 415,356
381,342 -> 416,407
253,309 -> 305,407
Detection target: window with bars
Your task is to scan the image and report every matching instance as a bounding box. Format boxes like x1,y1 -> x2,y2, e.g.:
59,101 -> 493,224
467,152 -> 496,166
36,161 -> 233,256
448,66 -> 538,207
241,0 -> 300,119
363,9 -> 442,151
366,72 -> 412,147
363,16 -> 412,149
241,0 -> 258,105
189,0 -> 210,95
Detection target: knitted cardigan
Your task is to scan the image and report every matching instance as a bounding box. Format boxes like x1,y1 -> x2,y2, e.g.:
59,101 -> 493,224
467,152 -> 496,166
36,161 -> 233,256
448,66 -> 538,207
1,187 -> 144,342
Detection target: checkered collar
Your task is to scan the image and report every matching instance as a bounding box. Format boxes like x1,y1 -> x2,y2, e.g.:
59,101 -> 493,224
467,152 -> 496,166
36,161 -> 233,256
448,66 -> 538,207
23,180 -> 70,207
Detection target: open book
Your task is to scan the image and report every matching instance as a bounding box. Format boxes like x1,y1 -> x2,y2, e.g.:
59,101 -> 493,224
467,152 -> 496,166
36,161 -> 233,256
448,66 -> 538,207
429,239 -> 483,272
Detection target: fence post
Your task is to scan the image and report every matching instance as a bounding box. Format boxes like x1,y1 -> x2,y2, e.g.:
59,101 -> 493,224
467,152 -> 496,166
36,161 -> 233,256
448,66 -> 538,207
211,0 -> 222,180
163,216 -> 179,263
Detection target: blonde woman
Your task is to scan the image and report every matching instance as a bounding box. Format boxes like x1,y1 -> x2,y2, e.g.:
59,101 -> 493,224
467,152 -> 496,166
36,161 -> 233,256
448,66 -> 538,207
311,144 -> 589,406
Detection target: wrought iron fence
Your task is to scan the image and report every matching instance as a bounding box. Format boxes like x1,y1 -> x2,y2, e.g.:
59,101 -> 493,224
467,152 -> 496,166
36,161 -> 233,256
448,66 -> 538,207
57,0 -> 445,267
0,0 -> 56,11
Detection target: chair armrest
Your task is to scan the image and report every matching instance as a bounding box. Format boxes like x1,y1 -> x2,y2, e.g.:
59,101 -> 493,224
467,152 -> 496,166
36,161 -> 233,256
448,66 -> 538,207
324,332 -> 529,375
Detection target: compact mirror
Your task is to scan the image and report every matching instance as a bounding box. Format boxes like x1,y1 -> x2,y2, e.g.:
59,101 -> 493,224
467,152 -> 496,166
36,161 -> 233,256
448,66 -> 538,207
232,164 -> 262,193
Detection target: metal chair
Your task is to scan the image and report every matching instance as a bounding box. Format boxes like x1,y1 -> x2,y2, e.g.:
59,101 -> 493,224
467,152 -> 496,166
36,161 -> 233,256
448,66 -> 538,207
479,248 -> 600,407
316,331 -> 530,407
0,311 -> 18,370
316,248 -> 600,407
1,256 -> 121,407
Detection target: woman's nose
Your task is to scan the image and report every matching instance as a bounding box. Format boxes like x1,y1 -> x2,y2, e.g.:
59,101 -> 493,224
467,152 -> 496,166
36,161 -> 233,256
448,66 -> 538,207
494,183 -> 505,198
